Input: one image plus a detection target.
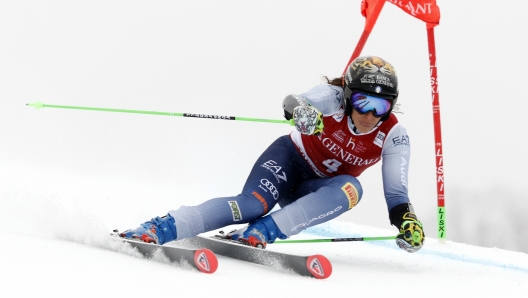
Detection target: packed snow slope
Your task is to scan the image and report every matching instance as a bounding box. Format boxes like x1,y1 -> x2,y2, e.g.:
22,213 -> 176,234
1,170 -> 527,296
1,181 -> 527,297
1,219 -> 527,298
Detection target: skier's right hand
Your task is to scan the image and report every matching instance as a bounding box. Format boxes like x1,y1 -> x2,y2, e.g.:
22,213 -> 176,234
293,105 -> 324,136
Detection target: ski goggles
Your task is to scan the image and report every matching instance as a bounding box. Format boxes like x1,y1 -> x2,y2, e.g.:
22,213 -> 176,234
345,88 -> 393,117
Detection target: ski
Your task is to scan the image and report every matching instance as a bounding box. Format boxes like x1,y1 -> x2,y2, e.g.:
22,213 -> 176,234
114,236 -> 218,274
186,235 -> 332,279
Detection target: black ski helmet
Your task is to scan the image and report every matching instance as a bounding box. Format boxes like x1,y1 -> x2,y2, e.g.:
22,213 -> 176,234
343,56 -> 399,121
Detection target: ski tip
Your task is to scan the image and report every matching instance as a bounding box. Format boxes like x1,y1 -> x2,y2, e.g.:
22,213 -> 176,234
306,254 -> 332,279
194,249 -> 218,274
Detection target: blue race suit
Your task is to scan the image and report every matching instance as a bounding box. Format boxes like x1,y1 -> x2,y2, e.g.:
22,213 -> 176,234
169,84 -> 410,239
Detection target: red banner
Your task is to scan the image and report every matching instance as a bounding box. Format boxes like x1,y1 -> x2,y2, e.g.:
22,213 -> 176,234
362,0 -> 440,25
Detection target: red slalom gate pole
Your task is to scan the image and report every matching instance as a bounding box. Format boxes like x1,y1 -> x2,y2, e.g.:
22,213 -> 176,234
426,23 -> 446,242
343,0 -> 386,74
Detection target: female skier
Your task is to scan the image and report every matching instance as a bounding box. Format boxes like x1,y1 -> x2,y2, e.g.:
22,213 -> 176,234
120,56 -> 425,253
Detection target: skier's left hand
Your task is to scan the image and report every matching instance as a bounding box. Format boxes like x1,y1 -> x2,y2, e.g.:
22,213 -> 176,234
395,212 -> 425,253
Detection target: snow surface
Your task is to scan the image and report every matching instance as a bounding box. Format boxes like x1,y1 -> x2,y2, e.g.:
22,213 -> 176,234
2,218 -> 528,297
2,167 -> 527,296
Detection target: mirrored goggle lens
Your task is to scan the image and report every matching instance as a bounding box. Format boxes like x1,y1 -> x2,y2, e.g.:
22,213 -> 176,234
350,92 -> 392,117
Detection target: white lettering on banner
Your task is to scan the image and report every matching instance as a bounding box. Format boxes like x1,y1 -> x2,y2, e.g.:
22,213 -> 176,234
322,138 -> 378,167
291,206 -> 343,231
408,2 -> 433,15
388,0 -> 434,16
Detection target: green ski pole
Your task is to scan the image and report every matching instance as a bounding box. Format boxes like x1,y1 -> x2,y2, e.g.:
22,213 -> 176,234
26,101 -> 295,126
273,236 -> 396,244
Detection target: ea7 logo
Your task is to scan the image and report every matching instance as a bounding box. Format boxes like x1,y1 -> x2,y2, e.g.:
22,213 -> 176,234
261,160 -> 287,183
392,134 -> 410,146
228,201 -> 243,221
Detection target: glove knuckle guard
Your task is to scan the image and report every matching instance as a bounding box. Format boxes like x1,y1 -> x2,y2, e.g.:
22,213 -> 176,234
293,105 -> 323,136
390,203 -> 425,253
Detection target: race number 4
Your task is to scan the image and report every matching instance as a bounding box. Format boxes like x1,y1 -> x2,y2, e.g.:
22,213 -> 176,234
322,159 -> 342,173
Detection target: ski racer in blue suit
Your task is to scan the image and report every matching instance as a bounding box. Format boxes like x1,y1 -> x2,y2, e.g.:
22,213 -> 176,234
120,56 -> 425,253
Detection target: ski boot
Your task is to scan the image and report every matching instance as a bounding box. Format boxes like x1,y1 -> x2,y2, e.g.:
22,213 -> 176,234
226,216 -> 285,249
119,214 -> 177,245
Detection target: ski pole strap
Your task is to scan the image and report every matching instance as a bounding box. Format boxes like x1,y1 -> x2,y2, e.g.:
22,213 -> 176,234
274,236 -> 396,244
26,101 -> 295,126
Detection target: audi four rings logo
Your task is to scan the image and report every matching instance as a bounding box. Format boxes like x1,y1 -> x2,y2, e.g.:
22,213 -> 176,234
260,179 -> 279,200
